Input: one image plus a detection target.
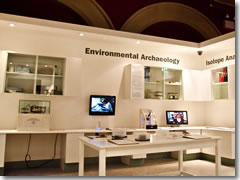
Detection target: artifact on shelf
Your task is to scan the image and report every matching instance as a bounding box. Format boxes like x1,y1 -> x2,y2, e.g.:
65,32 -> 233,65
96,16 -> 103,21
154,91 -> 163,99
166,81 -> 181,85
38,66 -> 54,75
14,65 -> 31,73
6,87 -> 24,93
167,92 -> 178,100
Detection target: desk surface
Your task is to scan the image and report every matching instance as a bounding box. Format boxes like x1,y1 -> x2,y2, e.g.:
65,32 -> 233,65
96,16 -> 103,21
79,135 -> 221,150
0,126 -> 235,135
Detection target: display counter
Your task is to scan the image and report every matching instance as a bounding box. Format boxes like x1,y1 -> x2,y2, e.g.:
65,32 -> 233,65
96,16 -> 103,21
0,126 -> 235,175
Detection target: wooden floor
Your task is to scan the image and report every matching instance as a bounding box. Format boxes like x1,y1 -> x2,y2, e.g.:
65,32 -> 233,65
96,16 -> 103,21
4,158 -> 235,176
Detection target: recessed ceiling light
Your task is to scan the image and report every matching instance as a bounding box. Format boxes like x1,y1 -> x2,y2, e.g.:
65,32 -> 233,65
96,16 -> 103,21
9,24 -> 15,27
9,62 -> 13,65
136,40 -> 140,44
45,65 -> 48,67
80,33 -> 84,36
26,64 -> 29,67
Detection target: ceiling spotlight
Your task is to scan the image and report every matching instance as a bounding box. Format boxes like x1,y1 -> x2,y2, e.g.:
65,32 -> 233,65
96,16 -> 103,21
9,23 -> 15,27
26,64 -> 29,67
136,40 -> 141,44
45,65 -> 48,67
80,33 -> 84,36
209,4 -> 213,7
225,14 -> 230,19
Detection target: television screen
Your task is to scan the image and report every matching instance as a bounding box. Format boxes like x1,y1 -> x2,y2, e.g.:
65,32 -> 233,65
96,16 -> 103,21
166,111 -> 188,125
89,95 -> 116,115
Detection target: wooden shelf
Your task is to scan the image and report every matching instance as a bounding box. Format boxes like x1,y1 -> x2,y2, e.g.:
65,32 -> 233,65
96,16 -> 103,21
212,82 -> 228,85
165,82 -> 182,86
37,73 -> 64,78
145,81 -> 162,85
6,72 -> 35,76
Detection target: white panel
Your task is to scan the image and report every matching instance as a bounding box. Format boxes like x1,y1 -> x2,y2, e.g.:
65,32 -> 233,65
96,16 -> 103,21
63,58 -> 82,96
0,51 -> 8,93
228,64 -> 235,100
65,133 -> 84,163
201,130 -> 235,159
0,134 -> 6,167
130,64 -> 144,99
123,64 -> 131,99
183,70 -> 211,101
201,70 -> 212,101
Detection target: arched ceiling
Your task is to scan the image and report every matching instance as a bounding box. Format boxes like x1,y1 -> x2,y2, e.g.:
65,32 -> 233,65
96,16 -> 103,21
0,0 -> 235,43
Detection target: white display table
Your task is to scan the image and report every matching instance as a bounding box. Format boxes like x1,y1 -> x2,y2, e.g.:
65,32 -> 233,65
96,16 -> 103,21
78,135 -> 222,176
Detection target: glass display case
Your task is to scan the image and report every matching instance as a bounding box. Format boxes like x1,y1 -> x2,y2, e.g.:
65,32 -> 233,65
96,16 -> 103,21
18,100 -> 51,131
19,100 -> 51,114
5,53 -> 36,94
5,53 -> 65,95
144,66 -> 182,100
212,66 -> 228,99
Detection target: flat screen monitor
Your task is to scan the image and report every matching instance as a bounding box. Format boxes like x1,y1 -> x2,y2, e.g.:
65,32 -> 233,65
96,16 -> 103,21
89,95 -> 116,116
166,111 -> 188,125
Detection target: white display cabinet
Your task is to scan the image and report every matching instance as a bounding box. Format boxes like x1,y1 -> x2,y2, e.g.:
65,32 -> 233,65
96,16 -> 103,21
144,66 -> 182,100
5,53 -> 65,95
17,100 -> 51,131
211,66 -> 228,100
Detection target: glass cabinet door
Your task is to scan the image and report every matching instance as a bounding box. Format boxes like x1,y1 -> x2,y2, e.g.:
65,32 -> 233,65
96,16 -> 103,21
164,69 -> 182,100
144,66 -> 182,100
144,66 -> 164,99
5,53 -> 36,94
5,53 -> 65,95
212,66 -> 228,99
36,56 -> 64,95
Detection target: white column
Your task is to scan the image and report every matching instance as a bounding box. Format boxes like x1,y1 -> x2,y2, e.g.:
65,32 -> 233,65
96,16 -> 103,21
99,149 -> 106,176
0,134 -> 6,168
178,150 -> 183,172
78,140 -> 84,176
215,139 -> 221,176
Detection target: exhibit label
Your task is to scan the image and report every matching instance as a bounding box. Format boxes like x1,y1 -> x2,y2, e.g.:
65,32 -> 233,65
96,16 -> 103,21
206,54 -> 235,66
85,48 -> 180,65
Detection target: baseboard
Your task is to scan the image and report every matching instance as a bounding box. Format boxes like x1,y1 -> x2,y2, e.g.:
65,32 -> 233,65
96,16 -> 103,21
63,157 -> 121,172
147,152 -> 171,159
64,152 -> 170,172
5,159 -> 61,169
183,153 -> 235,166
4,152 -> 234,174
0,167 -> 4,176
200,153 -> 235,166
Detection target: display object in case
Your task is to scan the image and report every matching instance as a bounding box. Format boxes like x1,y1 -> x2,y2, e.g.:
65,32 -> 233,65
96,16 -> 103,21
17,100 -> 51,131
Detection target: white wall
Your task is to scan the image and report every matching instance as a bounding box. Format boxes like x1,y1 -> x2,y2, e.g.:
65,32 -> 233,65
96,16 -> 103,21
0,18 -> 235,162
204,100 -> 235,128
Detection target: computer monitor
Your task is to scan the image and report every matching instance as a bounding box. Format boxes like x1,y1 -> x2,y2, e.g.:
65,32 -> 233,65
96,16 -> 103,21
166,111 -> 188,125
89,95 -> 116,116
